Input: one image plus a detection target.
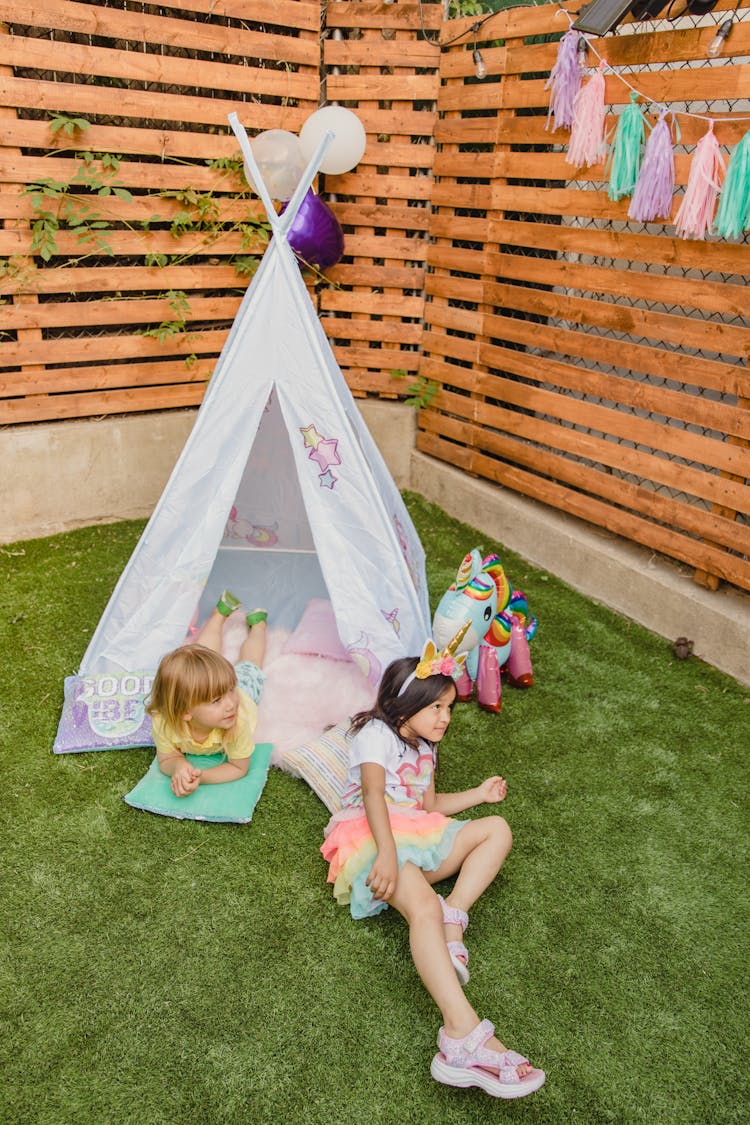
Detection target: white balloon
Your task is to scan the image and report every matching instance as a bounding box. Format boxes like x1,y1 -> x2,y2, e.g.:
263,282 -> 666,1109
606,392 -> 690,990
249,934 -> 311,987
244,129 -> 306,201
299,106 -> 367,175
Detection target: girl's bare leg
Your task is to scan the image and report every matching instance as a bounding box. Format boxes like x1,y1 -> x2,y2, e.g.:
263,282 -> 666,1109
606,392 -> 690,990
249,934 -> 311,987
389,862 -> 531,1074
193,608 -> 227,654
425,816 -> 512,950
239,615 -> 266,668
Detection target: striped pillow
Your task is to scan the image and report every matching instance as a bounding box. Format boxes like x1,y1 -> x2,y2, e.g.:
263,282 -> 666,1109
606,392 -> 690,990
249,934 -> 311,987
280,723 -> 352,813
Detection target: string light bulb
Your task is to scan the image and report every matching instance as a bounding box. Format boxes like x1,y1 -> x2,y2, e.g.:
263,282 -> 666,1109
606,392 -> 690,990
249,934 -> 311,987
577,34 -> 589,68
473,47 -> 487,79
706,18 -> 733,57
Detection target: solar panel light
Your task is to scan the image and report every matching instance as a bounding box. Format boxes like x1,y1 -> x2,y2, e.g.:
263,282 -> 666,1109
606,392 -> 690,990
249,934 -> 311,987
572,0 -> 636,36
573,0 -> 719,35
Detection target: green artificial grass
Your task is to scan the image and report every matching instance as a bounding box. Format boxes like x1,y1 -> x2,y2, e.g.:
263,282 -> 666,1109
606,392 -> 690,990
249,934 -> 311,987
2,496 -> 748,1124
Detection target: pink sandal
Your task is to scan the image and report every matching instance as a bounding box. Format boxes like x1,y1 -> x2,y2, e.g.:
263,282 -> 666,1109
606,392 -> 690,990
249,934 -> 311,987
430,1019 -> 546,1099
438,894 -> 470,985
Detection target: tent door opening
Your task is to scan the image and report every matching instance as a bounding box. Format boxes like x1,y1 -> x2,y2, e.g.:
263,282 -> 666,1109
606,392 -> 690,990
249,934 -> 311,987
196,388 -> 331,633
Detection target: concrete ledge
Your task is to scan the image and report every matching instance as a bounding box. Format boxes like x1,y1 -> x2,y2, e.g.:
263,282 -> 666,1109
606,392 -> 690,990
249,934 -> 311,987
3,412 -> 198,543
411,453 -> 750,687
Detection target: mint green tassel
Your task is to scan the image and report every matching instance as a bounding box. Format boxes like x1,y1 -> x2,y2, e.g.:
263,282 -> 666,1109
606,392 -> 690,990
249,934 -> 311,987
714,129 -> 750,239
608,92 -> 646,202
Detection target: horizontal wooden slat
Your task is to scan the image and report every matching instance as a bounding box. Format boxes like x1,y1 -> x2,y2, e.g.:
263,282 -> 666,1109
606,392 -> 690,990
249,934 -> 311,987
436,64 -> 750,113
1,327 -> 227,367
324,39 -> 439,67
483,218 -> 750,278
0,35 -> 315,99
143,0 -> 320,30
0,227 -> 266,258
0,294 -> 241,332
0,76 -> 313,131
425,244 -> 747,317
434,111 -> 748,149
482,281 -> 750,358
0,355 -> 214,397
327,1 -> 442,31
0,382 -> 206,423
326,75 -> 438,102
329,345 -> 420,372
0,263 -> 250,296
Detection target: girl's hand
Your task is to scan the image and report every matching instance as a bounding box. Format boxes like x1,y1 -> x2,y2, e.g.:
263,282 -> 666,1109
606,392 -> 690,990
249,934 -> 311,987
477,775 -> 507,804
366,848 -> 399,903
171,761 -> 202,797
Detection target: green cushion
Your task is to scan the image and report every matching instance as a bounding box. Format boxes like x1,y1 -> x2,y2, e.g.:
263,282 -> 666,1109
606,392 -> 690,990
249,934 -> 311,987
123,744 -> 273,823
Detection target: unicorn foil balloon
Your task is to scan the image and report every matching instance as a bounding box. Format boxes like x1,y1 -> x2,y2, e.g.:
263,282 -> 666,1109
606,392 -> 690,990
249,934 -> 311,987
432,549 -> 537,714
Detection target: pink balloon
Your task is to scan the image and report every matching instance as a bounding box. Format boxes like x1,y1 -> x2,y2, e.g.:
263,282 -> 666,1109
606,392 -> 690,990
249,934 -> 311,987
280,189 -> 344,270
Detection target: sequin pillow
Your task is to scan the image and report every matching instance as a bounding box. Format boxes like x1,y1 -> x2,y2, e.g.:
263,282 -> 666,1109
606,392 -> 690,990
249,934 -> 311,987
279,723 -> 352,813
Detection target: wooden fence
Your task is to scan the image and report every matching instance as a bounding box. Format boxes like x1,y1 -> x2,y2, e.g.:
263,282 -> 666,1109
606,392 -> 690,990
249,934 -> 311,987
419,0 -> 750,593
1,0 -> 749,593
0,0 -> 322,421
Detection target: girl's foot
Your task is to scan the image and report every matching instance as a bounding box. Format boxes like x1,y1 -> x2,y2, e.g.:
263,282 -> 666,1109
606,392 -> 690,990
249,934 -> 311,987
431,1019 -> 545,1099
245,608 -> 267,627
438,895 -> 469,985
217,590 -> 242,617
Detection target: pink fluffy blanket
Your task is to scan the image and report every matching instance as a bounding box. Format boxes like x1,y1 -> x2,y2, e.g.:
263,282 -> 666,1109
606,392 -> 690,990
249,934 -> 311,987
217,614 -> 375,764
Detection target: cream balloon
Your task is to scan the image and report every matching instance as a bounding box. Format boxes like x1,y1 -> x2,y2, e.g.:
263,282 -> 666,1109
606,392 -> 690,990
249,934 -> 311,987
299,106 -> 367,175
244,129 -> 307,201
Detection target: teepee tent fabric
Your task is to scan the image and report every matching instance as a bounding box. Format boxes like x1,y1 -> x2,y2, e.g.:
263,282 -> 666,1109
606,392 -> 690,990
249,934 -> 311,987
54,116 -> 430,753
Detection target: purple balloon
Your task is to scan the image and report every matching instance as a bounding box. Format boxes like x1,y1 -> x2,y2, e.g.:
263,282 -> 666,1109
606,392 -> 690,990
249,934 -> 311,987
280,188 -> 344,270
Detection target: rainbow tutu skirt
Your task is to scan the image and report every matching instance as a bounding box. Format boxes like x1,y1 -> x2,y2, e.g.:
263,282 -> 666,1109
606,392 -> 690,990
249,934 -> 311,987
321,806 -> 467,919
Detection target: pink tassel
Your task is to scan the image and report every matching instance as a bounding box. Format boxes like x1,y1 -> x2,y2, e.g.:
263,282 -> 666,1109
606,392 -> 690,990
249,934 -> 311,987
674,122 -> 726,240
628,108 -> 675,222
546,30 -> 583,132
566,60 -> 607,169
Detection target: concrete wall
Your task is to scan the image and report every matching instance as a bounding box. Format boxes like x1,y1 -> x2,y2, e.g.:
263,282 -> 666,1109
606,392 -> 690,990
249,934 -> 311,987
2,406 -> 748,685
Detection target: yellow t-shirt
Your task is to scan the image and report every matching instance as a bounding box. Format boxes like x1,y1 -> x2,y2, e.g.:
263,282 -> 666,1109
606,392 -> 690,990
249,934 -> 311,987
151,687 -> 257,762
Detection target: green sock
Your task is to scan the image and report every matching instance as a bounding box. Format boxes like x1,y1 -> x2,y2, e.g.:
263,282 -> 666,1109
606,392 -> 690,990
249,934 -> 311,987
216,590 -> 242,617
245,609 -> 267,627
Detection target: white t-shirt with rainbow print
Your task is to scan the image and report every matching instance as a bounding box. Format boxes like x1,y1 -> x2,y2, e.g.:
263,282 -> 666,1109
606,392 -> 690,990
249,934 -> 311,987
341,718 -> 435,810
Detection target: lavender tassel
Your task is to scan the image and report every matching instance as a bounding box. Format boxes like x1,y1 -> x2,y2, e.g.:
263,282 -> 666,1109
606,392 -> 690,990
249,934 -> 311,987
628,108 -> 675,222
546,30 -> 583,132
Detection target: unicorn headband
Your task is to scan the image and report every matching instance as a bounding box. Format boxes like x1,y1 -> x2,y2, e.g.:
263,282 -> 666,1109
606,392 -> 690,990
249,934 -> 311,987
397,623 -> 470,697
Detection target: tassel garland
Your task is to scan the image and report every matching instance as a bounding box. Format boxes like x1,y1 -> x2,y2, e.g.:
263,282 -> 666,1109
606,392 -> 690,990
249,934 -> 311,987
546,30 -> 583,132
714,129 -> 750,240
628,109 -> 675,222
674,123 -> 725,240
566,61 -> 607,169
607,91 -> 646,202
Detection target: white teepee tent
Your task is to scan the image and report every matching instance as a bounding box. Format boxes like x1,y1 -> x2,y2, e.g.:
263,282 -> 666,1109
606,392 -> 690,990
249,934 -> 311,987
65,115 -> 429,738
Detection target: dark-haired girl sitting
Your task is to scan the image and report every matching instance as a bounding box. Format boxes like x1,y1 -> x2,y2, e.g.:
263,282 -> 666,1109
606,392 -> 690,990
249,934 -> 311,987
320,641 -> 545,1100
